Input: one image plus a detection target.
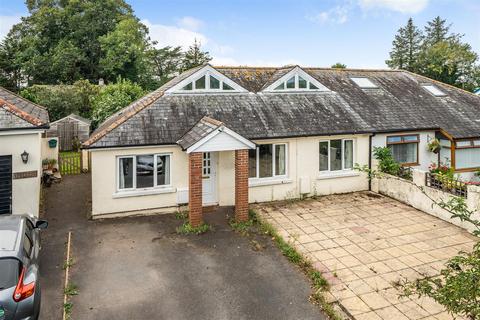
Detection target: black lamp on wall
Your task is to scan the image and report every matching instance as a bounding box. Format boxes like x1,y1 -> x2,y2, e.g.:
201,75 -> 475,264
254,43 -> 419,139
21,150 -> 29,164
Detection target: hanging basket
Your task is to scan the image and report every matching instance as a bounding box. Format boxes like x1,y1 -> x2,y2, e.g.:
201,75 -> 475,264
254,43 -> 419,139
48,139 -> 57,148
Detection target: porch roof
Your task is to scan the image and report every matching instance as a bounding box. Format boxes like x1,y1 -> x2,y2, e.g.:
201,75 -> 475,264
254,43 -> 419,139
177,116 -> 255,153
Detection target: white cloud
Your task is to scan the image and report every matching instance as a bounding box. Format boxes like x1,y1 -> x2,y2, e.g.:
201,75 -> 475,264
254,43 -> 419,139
358,0 -> 429,14
177,16 -> 204,31
0,15 -> 22,40
142,19 -> 207,49
308,4 -> 351,24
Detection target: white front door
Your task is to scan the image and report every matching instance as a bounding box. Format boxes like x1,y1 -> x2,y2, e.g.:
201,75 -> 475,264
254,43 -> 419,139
202,152 -> 217,205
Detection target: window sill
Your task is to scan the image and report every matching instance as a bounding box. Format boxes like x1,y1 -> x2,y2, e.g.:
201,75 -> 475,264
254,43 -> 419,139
113,187 -> 176,199
249,178 -> 292,187
317,171 -> 360,180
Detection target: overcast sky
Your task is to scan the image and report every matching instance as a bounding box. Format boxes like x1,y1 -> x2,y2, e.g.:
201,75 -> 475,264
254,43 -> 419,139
1,0 -> 479,68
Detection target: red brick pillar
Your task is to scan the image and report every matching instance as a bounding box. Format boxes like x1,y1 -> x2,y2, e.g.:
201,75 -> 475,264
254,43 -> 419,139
189,152 -> 203,227
235,149 -> 249,222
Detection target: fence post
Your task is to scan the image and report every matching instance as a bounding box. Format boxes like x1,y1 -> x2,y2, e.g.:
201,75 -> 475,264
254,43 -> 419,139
412,169 -> 427,187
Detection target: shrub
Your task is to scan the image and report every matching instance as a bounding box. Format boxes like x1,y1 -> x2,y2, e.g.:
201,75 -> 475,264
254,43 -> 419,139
373,147 -> 401,176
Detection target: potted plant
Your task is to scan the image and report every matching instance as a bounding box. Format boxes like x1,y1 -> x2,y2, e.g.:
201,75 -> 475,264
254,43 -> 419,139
427,138 -> 441,154
42,159 -> 49,170
42,158 -> 57,171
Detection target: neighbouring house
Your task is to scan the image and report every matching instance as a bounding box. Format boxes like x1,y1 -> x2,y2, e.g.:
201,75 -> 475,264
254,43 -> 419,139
48,113 -> 91,151
82,65 -> 480,225
0,87 -> 53,217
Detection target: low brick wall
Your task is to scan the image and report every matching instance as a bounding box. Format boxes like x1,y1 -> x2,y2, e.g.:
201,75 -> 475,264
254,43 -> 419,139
372,169 -> 480,233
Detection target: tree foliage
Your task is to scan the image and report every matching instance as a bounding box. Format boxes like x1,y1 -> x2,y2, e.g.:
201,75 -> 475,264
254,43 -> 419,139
0,1 -> 211,92
91,78 -> 145,126
387,16 -> 479,91
331,63 -> 347,69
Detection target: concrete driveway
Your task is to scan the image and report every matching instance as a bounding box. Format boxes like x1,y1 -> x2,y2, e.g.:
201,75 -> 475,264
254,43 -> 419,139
254,192 -> 477,320
40,175 -> 325,320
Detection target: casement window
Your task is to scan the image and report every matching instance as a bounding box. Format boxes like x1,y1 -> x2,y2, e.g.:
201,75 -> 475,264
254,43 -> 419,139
455,139 -> 480,169
249,143 -> 287,179
319,139 -> 354,172
118,154 -> 171,190
386,135 -> 419,165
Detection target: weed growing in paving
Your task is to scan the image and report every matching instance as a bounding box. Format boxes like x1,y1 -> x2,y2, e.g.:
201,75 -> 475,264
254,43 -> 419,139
64,283 -> 79,296
176,222 -> 211,235
236,209 -> 342,320
175,209 -> 189,220
63,302 -> 73,319
63,258 -> 74,270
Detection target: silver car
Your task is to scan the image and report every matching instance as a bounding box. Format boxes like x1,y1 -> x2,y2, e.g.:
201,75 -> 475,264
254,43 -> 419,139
0,215 -> 48,320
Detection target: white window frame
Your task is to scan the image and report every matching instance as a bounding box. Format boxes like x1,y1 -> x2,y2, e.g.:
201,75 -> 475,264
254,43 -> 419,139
249,143 -> 288,180
263,66 -> 330,92
319,139 -> 355,172
350,77 -> 378,89
116,153 -> 172,192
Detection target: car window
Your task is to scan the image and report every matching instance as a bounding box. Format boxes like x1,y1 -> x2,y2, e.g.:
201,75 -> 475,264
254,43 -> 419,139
26,219 -> 34,234
23,233 -> 33,258
0,259 -> 20,290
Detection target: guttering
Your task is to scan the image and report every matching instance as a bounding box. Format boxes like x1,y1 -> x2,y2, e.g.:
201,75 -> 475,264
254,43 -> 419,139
0,124 -> 49,132
368,133 -> 375,191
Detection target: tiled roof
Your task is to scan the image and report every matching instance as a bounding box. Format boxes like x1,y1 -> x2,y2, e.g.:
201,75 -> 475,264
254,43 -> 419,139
0,87 -> 49,129
83,66 -> 480,149
176,116 -> 223,150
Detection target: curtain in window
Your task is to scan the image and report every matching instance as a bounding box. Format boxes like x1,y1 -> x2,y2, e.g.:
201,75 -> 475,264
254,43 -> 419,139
119,158 -> 133,189
319,141 -> 328,171
456,148 -> 480,169
275,144 -> 286,175
330,140 -> 342,171
344,140 -> 353,169
389,143 -> 417,164
157,155 -> 170,185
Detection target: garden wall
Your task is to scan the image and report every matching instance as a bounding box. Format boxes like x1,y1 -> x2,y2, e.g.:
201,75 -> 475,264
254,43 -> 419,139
372,169 -> 480,233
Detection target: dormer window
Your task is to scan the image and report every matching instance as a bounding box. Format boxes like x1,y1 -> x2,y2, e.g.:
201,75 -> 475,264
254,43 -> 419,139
264,66 -> 330,92
422,84 -> 446,97
181,73 -> 234,91
166,65 -> 247,94
350,77 -> 378,89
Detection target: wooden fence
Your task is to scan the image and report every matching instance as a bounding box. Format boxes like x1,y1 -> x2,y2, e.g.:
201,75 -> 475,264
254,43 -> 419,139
59,152 -> 82,175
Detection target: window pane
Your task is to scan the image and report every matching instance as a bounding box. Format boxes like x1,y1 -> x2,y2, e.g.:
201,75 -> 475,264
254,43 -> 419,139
286,76 -> 295,89
387,136 -> 402,143
319,141 -> 328,171
388,143 -> 417,164
344,140 -> 353,169
23,234 -> 32,257
309,83 -> 318,89
298,76 -> 307,89
474,140 -> 480,146
403,135 -> 418,142
136,155 -> 154,188
157,155 -> 170,186
223,82 -> 234,90
456,148 -> 480,169
330,140 -> 342,171
195,76 -> 206,89
275,144 -> 286,176
259,144 -> 273,178
274,83 -> 284,90
0,259 -> 20,290
182,82 -> 192,90
456,141 -> 472,147
249,149 -> 257,178
210,76 -> 220,89
119,157 -> 133,189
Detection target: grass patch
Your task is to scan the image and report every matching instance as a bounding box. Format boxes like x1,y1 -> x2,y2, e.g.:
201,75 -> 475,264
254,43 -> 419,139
176,222 -> 211,235
246,209 -> 342,320
64,283 -> 79,296
63,302 -> 73,319
175,209 -> 189,220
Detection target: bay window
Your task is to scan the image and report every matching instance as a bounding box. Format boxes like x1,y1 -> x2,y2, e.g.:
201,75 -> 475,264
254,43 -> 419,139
386,135 -> 419,165
319,139 -> 354,172
118,154 -> 171,191
249,143 -> 287,179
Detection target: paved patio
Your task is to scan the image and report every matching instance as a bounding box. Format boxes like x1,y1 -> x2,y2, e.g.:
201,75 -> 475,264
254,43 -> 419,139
254,192 -> 478,320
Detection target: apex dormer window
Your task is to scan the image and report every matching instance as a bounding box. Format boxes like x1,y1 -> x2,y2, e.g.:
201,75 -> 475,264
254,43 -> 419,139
265,66 -> 330,92
167,65 -> 248,94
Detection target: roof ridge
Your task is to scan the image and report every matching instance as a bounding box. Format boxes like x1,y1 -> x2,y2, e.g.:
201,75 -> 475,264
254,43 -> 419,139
213,65 -> 400,72
0,97 -> 45,126
201,116 -> 223,127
